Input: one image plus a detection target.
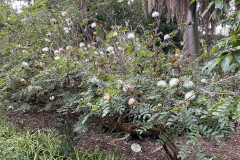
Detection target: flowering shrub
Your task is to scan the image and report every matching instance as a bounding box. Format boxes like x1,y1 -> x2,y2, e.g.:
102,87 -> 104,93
0,0 -> 240,159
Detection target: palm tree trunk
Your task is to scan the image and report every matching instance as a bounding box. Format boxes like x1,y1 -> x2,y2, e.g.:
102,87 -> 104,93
183,1 -> 200,63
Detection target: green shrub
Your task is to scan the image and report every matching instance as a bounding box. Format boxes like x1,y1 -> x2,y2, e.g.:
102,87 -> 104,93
0,0 -> 239,159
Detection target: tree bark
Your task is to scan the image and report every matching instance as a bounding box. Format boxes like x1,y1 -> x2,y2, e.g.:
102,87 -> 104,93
183,1 -> 200,63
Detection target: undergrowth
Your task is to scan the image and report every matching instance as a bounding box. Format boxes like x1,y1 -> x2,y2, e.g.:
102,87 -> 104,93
0,113 -> 123,160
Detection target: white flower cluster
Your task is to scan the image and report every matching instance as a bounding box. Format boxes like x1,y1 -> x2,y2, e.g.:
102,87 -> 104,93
22,62 -> 28,67
164,34 -> 170,41
65,17 -> 71,22
107,46 -> 114,52
156,78 -> 198,101
113,32 -> 118,37
157,80 -> 167,87
44,38 -> 51,43
54,56 -> 60,60
50,19 -> 56,23
122,84 -> 134,93
66,46 -> 73,50
185,91 -> 195,100
59,48 -> 64,52
183,81 -> 195,88
127,33 -> 135,39
152,11 -> 159,18
65,17 -> 73,27
169,78 -> 179,87
54,48 -> 64,55
42,47 -> 49,52
201,79 -> 208,84
61,11 -> 67,16
7,106 -> 14,110
46,32 -> 51,36
79,43 -> 85,48
54,50 -> 59,54
91,22 -> 96,28
90,76 -> 98,84
63,27 -> 70,33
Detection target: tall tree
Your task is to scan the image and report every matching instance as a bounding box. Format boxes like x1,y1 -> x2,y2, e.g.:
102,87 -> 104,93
166,0 -> 200,62
165,0 -> 230,62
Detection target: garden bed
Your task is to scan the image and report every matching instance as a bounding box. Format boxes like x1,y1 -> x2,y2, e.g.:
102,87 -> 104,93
6,109 -> 240,160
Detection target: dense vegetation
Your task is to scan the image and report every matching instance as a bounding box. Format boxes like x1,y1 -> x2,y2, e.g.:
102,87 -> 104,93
0,0 -> 239,159
0,113 -> 121,159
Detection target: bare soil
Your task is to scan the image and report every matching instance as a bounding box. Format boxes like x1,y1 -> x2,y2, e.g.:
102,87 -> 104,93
6,109 -> 240,160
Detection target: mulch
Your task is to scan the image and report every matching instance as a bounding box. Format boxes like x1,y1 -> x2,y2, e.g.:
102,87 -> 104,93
5,109 -> 240,160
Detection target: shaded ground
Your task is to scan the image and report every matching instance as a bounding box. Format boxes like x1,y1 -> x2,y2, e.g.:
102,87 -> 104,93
6,109 -> 240,160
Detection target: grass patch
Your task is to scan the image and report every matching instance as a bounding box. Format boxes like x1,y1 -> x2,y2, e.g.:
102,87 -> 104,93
0,114 -> 123,160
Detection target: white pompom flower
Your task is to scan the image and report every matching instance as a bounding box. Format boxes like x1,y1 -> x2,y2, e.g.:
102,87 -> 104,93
152,11 -> 159,18
183,81 -> 195,88
118,80 -> 124,84
91,22 -> 96,28
54,50 -> 59,54
127,33 -> 135,39
61,11 -> 67,16
185,92 -> 196,100
46,32 -> 51,36
42,47 -> 49,52
50,19 -> 56,23
107,46 -> 114,52
68,21 -> 73,27
118,47 -> 123,51
169,78 -> 179,87
123,86 -> 127,92
90,76 -> 98,84
54,56 -> 60,60
157,80 -> 167,87
79,43 -> 85,48
201,79 -> 208,84
7,106 -> 14,110
113,31 -> 118,37
63,27 -> 69,33
59,48 -> 64,52
164,34 -> 170,41
66,46 -> 73,50
22,62 -> 28,67
65,17 -> 71,22
44,38 -> 51,42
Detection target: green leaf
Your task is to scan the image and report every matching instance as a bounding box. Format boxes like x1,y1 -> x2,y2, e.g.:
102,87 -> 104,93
204,100 -> 229,118
215,0 -> 223,9
80,20 -> 88,27
202,1 -> 214,17
232,51 -> 240,65
190,0 -> 196,4
223,1 -> 229,14
232,101 -> 240,119
237,70 -> 240,79
221,54 -> 231,72
202,58 -> 221,73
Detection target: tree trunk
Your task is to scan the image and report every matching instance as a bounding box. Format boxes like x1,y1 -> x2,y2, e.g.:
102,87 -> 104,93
183,2 -> 200,63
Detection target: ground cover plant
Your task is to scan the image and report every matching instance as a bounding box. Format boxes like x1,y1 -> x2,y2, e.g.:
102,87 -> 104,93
0,111 -> 123,160
0,0 -> 240,159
